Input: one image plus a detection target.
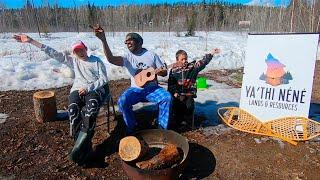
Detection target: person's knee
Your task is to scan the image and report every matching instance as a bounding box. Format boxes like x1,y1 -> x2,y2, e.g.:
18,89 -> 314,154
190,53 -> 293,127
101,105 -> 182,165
68,91 -> 80,104
118,94 -> 127,108
186,98 -> 195,111
118,92 -> 133,109
86,99 -> 99,113
162,92 -> 172,103
68,103 -> 80,122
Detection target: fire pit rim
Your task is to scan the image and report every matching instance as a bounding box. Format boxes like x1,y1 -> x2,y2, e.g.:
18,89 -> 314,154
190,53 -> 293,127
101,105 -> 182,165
120,129 -> 190,179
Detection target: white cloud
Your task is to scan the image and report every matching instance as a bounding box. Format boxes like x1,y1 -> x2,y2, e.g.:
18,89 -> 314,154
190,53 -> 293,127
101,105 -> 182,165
245,0 -> 276,7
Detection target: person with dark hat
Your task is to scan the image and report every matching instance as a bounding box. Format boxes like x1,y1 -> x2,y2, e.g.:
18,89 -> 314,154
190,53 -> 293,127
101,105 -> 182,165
13,34 -> 109,165
93,25 -> 172,134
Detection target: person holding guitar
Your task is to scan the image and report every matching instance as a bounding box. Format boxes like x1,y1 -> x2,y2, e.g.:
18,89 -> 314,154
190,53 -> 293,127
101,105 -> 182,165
93,25 -> 172,134
168,48 -> 220,131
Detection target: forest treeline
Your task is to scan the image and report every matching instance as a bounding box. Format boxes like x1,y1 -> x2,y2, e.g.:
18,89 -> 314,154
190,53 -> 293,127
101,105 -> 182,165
0,0 -> 319,35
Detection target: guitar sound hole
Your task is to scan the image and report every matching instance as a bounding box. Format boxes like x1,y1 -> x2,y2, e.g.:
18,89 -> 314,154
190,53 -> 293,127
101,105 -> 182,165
147,72 -> 151,77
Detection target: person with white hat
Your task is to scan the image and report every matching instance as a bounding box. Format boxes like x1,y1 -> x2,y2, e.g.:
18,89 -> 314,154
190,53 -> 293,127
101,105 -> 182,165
13,34 -> 109,165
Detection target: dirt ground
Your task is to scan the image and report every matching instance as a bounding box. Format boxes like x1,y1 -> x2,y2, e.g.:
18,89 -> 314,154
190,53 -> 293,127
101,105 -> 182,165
0,69 -> 319,179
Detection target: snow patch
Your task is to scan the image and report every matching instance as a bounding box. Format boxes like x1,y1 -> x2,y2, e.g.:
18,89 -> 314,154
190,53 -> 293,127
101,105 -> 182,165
195,80 -> 241,125
0,113 -> 8,123
271,137 -> 286,149
201,124 -> 232,136
0,31 -> 246,91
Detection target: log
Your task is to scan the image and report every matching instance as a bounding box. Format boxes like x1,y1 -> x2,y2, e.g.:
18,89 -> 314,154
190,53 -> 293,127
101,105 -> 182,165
119,136 -> 149,162
33,91 -> 57,123
136,143 -> 181,170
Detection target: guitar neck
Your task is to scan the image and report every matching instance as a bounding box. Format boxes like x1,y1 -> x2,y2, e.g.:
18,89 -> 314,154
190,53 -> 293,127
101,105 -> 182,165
154,64 -> 175,74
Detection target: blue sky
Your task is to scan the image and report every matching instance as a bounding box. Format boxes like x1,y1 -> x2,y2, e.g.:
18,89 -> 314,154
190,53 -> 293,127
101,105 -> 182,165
1,0 -> 291,9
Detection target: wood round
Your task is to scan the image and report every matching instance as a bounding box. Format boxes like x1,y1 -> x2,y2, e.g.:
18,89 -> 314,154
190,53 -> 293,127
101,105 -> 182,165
119,136 -> 148,162
33,90 -> 57,123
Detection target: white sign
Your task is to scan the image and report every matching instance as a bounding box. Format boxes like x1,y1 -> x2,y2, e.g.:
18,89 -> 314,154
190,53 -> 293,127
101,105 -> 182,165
238,21 -> 251,27
240,34 -> 319,122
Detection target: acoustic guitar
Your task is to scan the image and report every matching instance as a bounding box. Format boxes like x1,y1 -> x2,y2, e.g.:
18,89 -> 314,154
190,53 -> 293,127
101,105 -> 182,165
134,48 -> 220,87
134,64 -> 174,87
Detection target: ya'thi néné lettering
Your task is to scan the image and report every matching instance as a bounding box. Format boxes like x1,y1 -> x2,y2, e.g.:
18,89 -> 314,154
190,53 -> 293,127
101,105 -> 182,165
245,85 -> 307,104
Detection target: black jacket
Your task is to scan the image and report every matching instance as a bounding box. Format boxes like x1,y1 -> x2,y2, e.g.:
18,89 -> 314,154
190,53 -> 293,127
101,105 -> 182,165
168,54 -> 213,98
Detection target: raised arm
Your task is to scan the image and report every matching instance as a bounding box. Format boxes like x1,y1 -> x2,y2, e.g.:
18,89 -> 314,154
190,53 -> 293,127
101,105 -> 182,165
13,34 -> 73,67
13,34 -> 43,48
92,25 -> 124,66
194,48 -> 221,72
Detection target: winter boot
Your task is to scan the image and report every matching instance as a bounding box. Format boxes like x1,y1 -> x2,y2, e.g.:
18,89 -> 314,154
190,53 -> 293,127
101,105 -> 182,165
69,131 -> 92,165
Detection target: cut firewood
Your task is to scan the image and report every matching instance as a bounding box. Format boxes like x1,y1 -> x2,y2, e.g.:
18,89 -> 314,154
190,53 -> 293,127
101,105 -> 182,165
119,136 -> 149,162
33,91 -> 57,123
136,143 -> 181,170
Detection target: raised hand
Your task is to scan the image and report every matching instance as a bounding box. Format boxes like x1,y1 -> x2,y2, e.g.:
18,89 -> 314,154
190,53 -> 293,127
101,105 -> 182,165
90,24 -> 106,41
13,34 -> 32,43
211,48 -> 221,55
198,48 -> 221,66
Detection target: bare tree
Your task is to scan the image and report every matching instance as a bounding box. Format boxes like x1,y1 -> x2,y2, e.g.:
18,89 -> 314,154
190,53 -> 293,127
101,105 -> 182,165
1,1 -> 319,33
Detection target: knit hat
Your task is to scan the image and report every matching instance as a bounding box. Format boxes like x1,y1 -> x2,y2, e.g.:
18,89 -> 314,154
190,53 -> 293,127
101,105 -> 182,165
125,33 -> 143,46
71,41 -> 87,52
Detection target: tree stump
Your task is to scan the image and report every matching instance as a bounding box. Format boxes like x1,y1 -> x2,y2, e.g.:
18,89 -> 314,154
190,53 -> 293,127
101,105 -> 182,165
136,143 -> 181,170
119,136 -> 149,162
33,91 -> 57,123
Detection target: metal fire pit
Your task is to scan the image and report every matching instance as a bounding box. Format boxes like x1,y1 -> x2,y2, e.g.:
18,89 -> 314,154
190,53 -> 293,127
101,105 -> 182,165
121,129 -> 189,180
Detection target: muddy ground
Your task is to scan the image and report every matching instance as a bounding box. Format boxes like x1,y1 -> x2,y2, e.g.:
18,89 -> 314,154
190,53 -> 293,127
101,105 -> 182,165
0,69 -> 319,179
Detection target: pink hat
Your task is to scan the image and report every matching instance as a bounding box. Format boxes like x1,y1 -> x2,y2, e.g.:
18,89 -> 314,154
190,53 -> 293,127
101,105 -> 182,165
71,41 -> 87,52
